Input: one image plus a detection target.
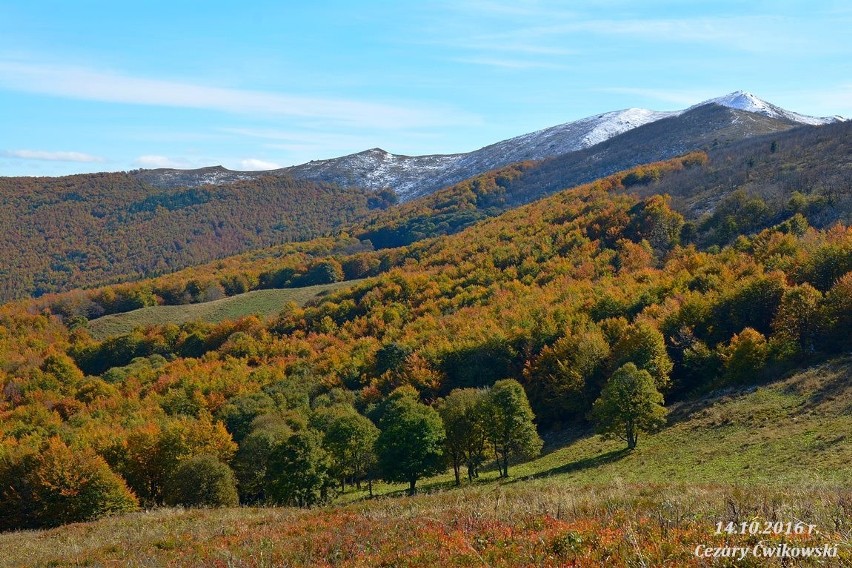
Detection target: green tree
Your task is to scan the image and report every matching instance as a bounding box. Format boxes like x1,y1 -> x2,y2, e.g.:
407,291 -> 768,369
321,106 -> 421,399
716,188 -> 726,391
265,429 -> 333,507
482,379 -> 543,478
163,454 -> 239,508
376,388 -> 446,494
373,342 -> 412,378
116,416 -> 236,506
216,391 -> 277,444
302,259 -> 344,285
592,363 -> 667,450
522,326 -> 610,427
771,283 -> 823,355
232,418 -> 291,504
609,320 -> 673,389
319,407 -> 379,492
710,273 -> 786,342
437,388 -> 489,485
820,272 -> 852,353
41,352 -> 85,386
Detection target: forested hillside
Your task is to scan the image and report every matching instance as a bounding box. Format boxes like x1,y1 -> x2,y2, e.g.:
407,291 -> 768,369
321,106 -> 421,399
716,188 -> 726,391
357,120 -> 850,249
0,104 -> 827,305
1,147 -> 849,531
0,173 -> 393,301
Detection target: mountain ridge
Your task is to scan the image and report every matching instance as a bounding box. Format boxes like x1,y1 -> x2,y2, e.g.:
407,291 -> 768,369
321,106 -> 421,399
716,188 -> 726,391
132,92 -> 843,199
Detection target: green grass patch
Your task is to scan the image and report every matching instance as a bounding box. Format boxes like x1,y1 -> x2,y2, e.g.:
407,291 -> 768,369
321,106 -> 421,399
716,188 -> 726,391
87,280 -> 361,339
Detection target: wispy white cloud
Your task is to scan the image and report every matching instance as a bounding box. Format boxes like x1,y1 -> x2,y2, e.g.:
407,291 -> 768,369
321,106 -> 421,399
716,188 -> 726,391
0,58 -> 476,130
2,149 -> 105,162
453,56 -> 567,70
572,17 -> 800,53
237,158 -> 281,171
429,1 -> 820,59
450,0 -> 553,18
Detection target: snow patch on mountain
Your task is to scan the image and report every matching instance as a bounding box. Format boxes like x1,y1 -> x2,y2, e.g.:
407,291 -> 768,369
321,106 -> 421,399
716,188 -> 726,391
580,108 -> 680,147
696,91 -> 842,126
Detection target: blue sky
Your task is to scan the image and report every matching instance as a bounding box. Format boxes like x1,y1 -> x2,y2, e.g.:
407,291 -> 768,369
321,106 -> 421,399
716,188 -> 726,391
1,0 -> 850,176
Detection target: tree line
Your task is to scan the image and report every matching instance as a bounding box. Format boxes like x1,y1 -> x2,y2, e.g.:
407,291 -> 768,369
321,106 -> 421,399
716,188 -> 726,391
1,363 -> 669,530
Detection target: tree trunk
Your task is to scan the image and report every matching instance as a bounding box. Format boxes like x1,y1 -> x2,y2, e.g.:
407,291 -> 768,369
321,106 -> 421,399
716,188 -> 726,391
408,478 -> 417,495
454,464 -> 461,486
368,478 -> 373,497
626,420 -> 637,450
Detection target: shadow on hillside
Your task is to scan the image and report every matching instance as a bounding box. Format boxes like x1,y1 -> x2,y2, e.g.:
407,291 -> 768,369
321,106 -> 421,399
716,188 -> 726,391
665,357 -> 852,426
353,448 -> 632,502
509,448 -> 631,484
788,358 -> 851,413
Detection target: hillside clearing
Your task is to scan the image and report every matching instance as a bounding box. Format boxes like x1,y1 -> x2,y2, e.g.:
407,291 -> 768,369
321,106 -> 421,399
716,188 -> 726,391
87,281 -> 361,339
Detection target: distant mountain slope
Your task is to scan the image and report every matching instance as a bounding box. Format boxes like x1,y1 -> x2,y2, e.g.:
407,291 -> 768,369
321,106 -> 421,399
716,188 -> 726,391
497,104 -> 807,204
135,92 -> 842,200
356,108 -> 851,249
134,107 -> 675,200
0,174 -> 386,301
30,120 -> 850,329
632,119 -> 852,233
0,92 -> 843,302
280,108 -> 677,200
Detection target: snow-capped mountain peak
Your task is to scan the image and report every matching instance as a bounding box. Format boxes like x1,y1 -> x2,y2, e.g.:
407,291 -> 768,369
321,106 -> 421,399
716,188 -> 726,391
708,91 -> 773,113
696,91 -> 842,126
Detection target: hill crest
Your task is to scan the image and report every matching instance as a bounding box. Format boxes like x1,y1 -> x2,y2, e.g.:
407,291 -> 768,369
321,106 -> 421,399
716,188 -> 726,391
130,91 -> 841,199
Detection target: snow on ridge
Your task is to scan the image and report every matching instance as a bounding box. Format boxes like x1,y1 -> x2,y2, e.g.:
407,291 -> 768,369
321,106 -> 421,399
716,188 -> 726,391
580,108 -> 680,147
695,91 -> 840,126
138,91 -> 844,199
302,92 -> 842,199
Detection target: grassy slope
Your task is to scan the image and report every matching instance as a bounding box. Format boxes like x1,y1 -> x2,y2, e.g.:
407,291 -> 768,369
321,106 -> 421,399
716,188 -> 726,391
87,281 -> 361,339
1,358 -> 849,567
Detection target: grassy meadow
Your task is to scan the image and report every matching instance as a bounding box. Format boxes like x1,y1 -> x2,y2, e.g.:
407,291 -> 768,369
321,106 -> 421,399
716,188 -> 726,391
86,281 -> 361,339
1,358 -> 849,567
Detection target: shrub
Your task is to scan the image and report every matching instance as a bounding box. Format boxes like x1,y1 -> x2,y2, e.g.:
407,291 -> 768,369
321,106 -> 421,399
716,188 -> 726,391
721,328 -> 768,384
0,438 -> 138,530
164,454 -> 239,508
